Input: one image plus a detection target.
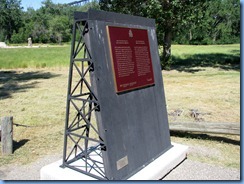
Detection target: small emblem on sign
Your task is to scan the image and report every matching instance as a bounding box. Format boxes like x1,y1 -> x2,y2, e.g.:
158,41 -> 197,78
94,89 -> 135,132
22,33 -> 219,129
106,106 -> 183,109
116,155 -> 128,170
129,29 -> 133,38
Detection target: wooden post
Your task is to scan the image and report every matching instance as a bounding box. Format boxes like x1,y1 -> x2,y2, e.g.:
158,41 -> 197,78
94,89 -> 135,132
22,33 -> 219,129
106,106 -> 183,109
1,116 -> 13,155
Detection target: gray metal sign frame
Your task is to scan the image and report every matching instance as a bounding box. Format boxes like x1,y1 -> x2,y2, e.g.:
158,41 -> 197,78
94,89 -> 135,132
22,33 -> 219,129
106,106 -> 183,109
62,9 -> 172,180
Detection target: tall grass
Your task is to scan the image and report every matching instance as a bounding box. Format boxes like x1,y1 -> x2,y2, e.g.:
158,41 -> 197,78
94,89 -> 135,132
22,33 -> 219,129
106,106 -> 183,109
0,46 -> 71,69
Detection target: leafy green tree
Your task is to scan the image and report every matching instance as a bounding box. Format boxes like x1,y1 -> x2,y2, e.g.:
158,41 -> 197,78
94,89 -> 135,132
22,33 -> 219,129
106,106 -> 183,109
99,0 -> 205,68
100,0 -> 145,16
4,0 -> 101,44
49,15 -> 71,44
206,0 -> 240,44
99,0 -> 240,68
174,0 -> 240,45
0,0 -> 23,42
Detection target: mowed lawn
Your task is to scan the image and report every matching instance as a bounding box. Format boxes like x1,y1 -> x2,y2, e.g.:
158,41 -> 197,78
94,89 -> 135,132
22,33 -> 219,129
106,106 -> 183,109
0,44 -> 240,169
164,68 -> 240,123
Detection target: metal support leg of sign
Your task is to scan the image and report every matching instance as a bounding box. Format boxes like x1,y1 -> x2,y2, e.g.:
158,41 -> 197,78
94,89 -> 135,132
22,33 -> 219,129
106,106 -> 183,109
61,19 -> 107,180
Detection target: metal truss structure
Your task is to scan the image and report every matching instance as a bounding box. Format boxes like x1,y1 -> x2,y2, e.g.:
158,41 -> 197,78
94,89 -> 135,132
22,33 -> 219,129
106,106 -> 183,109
62,18 -> 107,180
66,0 -> 90,6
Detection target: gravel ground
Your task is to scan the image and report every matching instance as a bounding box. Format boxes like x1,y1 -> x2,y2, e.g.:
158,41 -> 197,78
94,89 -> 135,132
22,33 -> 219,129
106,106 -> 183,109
0,154 -> 62,180
162,159 -> 240,180
0,153 -> 240,180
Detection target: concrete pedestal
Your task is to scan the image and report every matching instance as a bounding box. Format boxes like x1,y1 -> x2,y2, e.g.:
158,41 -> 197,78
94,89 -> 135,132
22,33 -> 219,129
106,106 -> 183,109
40,143 -> 188,180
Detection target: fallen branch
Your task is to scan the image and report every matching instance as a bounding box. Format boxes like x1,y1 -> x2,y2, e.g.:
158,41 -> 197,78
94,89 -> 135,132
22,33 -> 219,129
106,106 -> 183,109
169,122 -> 240,135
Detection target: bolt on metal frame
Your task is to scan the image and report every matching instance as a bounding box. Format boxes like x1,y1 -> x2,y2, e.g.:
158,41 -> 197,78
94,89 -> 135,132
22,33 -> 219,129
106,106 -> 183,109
61,18 -> 107,180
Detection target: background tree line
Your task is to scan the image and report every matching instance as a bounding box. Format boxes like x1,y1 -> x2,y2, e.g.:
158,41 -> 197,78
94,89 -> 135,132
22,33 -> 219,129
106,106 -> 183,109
0,0 -> 99,44
99,0 -> 240,67
0,0 -> 240,66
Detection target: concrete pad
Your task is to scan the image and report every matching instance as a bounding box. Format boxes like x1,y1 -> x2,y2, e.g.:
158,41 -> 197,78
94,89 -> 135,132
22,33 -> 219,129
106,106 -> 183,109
128,143 -> 188,180
40,142 -> 188,180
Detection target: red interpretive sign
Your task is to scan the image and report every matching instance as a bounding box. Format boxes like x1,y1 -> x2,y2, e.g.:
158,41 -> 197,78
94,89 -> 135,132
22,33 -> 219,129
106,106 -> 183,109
107,26 -> 155,93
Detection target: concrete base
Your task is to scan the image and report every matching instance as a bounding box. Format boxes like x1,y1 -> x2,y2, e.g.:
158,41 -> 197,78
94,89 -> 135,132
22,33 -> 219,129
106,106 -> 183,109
40,142 -> 188,180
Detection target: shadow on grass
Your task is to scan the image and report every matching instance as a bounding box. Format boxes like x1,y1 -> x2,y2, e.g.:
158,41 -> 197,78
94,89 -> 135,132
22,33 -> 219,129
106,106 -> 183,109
170,130 -> 240,146
13,139 -> 30,153
0,71 -> 60,99
168,52 -> 240,73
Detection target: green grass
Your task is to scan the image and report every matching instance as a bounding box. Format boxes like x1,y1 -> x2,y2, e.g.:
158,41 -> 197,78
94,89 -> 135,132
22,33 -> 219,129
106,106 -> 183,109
0,44 -> 240,69
171,44 -> 239,56
0,46 -> 71,69
169,44 -> 240,71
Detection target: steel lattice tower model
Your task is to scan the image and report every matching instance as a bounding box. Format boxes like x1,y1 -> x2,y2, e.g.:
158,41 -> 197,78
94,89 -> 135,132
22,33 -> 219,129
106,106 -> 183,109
61,15 -> 107,180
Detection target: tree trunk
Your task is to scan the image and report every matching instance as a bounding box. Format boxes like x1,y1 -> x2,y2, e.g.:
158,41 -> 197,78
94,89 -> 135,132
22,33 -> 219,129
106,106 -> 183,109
162,23 -> 172,69
161,0 -> 173,69
189,30 -> 192,41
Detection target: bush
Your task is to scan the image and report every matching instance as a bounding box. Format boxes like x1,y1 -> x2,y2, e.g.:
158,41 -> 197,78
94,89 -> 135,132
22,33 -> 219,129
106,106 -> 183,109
11,30 -> 24,43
